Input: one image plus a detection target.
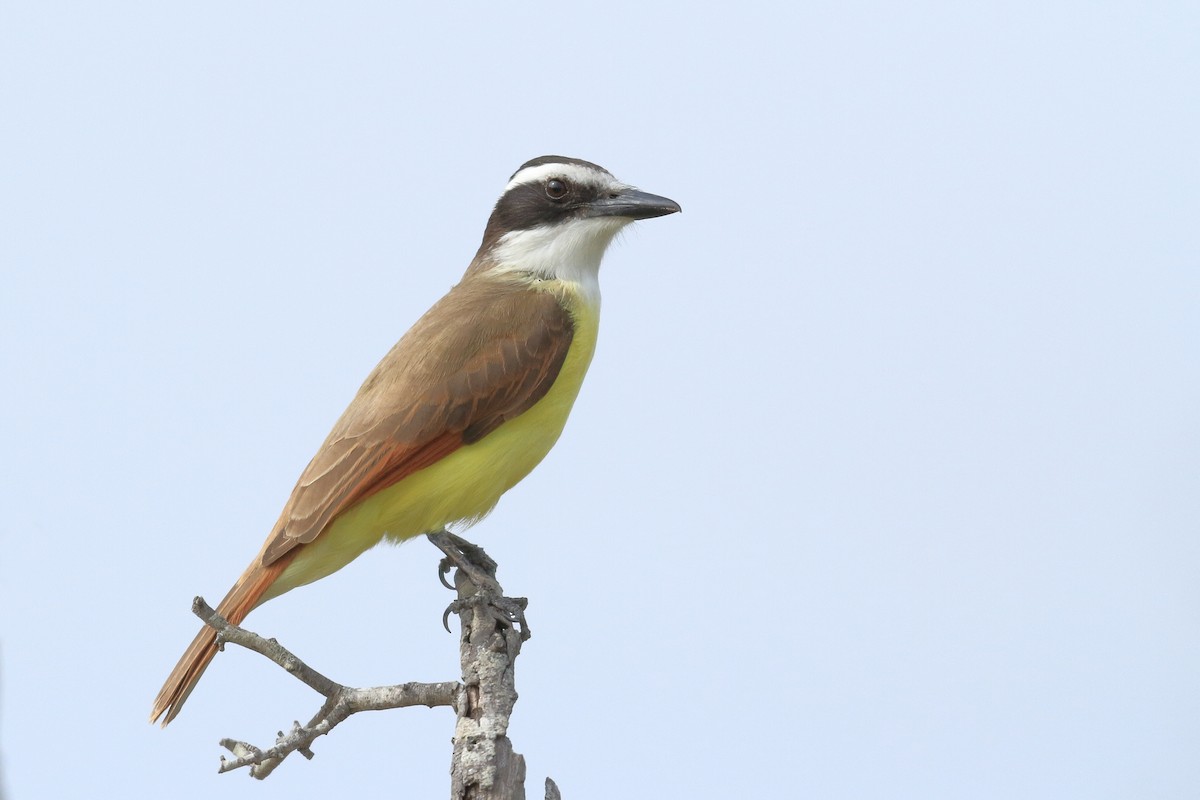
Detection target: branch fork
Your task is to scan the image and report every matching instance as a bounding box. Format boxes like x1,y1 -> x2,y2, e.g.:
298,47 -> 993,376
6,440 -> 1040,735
189,531 -> 551,797
191,595 -> 460,779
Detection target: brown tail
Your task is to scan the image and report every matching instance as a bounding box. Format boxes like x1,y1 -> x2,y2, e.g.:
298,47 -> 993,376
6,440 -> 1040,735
149,553 -> 293,726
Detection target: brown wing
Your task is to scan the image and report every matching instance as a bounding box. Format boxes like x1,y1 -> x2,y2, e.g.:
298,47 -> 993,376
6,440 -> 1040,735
259,277 -> 574,565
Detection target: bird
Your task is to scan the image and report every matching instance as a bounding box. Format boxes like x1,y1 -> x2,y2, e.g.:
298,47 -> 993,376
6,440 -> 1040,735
150,155 -> 680,726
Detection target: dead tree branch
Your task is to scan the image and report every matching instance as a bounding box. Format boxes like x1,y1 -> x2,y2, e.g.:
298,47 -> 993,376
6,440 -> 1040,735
428,531 -> 532,799
190,597 -> 460,779
192,531 -> 556,796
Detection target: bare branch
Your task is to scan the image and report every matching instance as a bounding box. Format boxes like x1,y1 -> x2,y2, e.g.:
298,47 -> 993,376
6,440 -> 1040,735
189,532 -> 560,795
192,597 -> 339,697
190,599 -> 460,779
428,531 -> 534,800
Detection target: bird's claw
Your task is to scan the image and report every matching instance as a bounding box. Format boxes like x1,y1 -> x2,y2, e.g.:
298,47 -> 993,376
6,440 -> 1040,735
442,594 -> 531,640
437,556 -> 456,591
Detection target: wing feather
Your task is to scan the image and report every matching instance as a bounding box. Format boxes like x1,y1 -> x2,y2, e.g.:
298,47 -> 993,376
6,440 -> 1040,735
260,278 -> 574,565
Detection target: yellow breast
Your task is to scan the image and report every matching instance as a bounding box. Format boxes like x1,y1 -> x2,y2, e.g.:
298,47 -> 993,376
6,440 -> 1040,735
269,283 -> 599,599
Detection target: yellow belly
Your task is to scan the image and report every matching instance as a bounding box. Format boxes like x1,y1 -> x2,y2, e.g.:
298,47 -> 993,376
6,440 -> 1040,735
267,287 -> 598,601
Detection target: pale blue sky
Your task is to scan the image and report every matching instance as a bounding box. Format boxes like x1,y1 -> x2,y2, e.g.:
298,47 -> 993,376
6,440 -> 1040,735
2,3 -> 1198,798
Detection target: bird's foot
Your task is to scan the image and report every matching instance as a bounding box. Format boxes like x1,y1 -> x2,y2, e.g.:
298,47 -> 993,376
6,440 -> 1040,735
427,530 -> 501,595
444,593 -> 531,646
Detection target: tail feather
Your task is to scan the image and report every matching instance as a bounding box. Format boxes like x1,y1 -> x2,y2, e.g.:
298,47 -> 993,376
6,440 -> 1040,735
149,553 -> 292,726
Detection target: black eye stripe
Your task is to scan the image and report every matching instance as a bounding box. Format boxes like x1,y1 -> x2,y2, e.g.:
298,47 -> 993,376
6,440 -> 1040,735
478,178 -> 608,253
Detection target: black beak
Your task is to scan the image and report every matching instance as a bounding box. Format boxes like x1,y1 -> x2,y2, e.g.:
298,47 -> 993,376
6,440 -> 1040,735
585,187 -> 682,221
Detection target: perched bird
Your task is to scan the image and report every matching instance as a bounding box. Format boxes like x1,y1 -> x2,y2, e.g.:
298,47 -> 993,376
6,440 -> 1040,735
150,156 -> 680,725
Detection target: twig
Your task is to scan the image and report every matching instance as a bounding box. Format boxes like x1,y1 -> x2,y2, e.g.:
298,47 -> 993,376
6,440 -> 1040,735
192,597 -> 339,697
190,598 -> 460,779
194,532 -> 561,795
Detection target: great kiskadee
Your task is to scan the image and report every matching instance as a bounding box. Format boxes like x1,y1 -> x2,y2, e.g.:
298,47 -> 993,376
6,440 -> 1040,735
150,156 -> 680,726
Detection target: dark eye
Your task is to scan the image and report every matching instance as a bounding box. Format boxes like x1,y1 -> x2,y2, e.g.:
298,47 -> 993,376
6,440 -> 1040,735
545,179 -> 568,200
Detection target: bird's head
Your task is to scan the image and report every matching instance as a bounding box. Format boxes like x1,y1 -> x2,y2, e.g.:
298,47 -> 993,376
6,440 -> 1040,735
472,156 -> 680,291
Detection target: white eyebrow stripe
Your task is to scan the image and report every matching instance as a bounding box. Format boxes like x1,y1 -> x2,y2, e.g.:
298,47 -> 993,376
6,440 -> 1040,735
503,162 -> 615,194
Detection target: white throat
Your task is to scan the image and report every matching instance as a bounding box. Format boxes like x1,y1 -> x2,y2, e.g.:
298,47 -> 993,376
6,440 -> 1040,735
487,216 -> 628,308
